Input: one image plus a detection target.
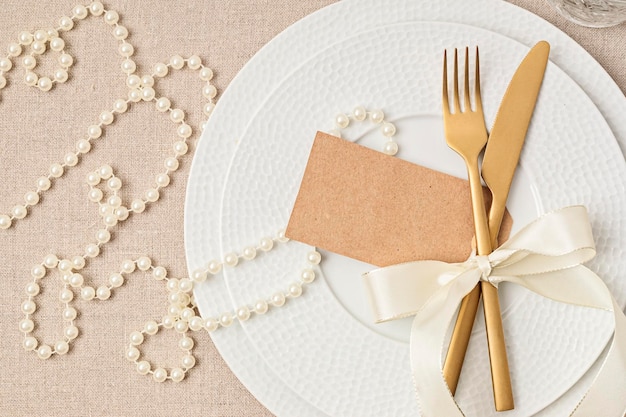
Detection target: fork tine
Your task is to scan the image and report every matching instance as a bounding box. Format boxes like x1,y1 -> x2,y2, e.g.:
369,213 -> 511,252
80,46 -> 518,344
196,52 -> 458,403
474,47 -> 482,112
453,49 -> 460,114
442,50 -> 449,115
463,47 -> 471,112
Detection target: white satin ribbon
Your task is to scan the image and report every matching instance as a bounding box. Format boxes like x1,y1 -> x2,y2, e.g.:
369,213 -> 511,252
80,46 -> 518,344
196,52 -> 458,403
363,206 -> 626,416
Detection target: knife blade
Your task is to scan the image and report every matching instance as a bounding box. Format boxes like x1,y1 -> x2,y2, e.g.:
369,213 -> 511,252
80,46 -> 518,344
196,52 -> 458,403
443,41 -> 550,408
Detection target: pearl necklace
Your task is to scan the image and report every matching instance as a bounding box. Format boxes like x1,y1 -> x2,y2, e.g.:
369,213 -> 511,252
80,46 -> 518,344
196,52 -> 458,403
5,2 -> 398,383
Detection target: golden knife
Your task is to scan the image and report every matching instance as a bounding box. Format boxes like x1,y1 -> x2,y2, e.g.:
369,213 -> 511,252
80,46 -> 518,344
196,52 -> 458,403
443,41 -> 551,410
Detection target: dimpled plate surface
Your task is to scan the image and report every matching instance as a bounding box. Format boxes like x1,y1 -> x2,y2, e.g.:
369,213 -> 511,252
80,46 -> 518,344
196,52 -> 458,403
184,1 -> 626,416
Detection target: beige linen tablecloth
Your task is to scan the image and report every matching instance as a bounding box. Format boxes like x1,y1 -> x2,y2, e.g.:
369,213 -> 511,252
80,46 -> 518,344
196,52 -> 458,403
0,1 -> 624,416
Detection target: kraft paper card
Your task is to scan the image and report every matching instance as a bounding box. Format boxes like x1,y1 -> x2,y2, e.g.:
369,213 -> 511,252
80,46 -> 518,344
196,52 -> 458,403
286,131 -> 512,267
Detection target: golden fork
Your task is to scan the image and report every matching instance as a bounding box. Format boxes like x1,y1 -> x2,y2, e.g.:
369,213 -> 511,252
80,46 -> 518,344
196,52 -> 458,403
441,47 -> 514,411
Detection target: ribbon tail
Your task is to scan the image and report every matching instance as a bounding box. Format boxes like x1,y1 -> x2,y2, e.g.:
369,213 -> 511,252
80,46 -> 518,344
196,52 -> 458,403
571,297 -> 626,416
409,269 -> 481,417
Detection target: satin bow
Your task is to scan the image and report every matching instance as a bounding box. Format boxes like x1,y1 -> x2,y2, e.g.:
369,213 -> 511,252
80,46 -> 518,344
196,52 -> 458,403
363,206 -> 626,416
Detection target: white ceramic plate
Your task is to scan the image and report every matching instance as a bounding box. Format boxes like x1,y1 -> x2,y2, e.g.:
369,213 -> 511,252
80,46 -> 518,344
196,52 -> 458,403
184,1 -> 626,416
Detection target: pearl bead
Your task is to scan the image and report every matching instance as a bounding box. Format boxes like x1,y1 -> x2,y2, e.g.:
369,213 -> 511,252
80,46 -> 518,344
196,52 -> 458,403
37,77 -> 52,92
174,320 -> 188,333
242,246 -> 256,260
25,282 -> 40,296
98,164 -> 113,179
87,125 -> 102,139
95,229 -> 111,244
259,237 -> 274,251
54,69 -> 68,83
21,300 -> 36,314
32,41 -> 46,55
162,315 -> 175,329
177,123 -> 192,138
37,345 -> 52,359
55,341 -> 69,355
72,4 -> 88,19
0,214 -> 11,229
128,88 -> 141,102
88,188 -> 103,202
42,254 -> 58,268
58,259 -> 73,272
236,306 -> 250,322
89,1 -> 104,16
129,331 -> 144,346
181,308 -> 194,322
36,176 -> 51,191
203,318 -> 218,332
72,256 -> 85,270
170,108 -> 184,123
23,336 -> 38,351
50,163 -> 64,178
79,141 -> 95,155
65,325 -> 79,339
352,105 -> 367,121
203,102 -> 215,116
202,84 -> 217,99
164,157 -> 179,171
271,292 -> 286,307
126,346 -> 140,361
131,199 -> 145,213
126,74 -> 140,88
47,28 -> 59,38
370,109 -> 385,123
81,286 -> 95,300
19,318 -> 34,333
155,97 -> 170,112
153,368 -> 167,383
0,75 -> 6,89
117,42 -> 135,58
113,98 -> 128,113
153,62 -> 168,77
50,37 -> 65,52
109,273 -> 124,288
121,259 -> 136,273
382,122 -> 397,137
145,188 -> 159,202
141,86 -> 155,101
59,288 -> 74,303
0,58 -> 12,73
18,31 -> 34,45
136,256 -> 151,271
104,10 -> 119,25
121,58 -> 135,73
136,361 -> 150,375
181,354 -> 196,369
169,55 -> 184,69
223,252 -> 238,267
144,320 -> 159,335
151,266 -> 166,280
170,368 -> 185,382
219,314 -> 233,327
335,113 -> 350,128
179,278 -> 193,293
277,229 -> 289,242
33,30 -> 48,42
22,55 -> 36,70
189,316 -> 204,331
85,243 -> 100,258
187,55 -> 201,69
59,53 -> 73,67
7,42 -> 21,57
307,251 -> 321,265
69,273 -> 84,287
31,265 -> 45,279
12,205 -> 27,219
96,286 -> 111,300
107,177 -> 122,191
113,25 -> 129,40
288,282 -> 303,297
140,75 -> 154,87
383,141 -> 399,156
173,141 -> 188,155
207,260 -> 221,275
155,173 -> 170,187
168,304 -> 181,317
301,268 -> 315,283
62,307 -> 77,321
59,16 -> 74,31
254,300 -> 268,315
64,152 -> 78,167
99,110 -> 114,125
199,67 -> 213,81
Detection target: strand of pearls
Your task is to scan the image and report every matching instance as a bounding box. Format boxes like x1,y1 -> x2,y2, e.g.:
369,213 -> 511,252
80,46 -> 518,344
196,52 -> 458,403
328,106 -> 398,155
